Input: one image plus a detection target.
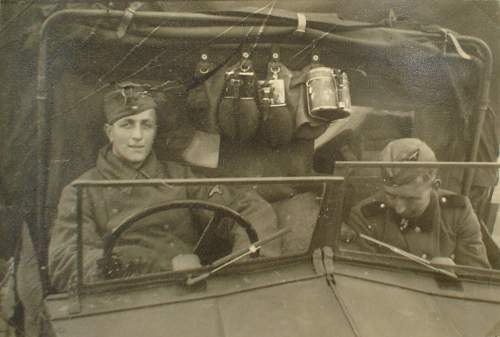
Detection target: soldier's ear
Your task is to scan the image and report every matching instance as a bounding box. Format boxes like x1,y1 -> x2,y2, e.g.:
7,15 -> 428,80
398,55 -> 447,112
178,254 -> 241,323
104,123 -> 113,143
432,179 -> 441,189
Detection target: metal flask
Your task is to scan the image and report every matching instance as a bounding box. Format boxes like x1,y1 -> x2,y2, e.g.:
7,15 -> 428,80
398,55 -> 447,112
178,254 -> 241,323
305,67 -> 351,121
337,70 -> 352,112
218,63 -> 261,143
186,55 -> 221,133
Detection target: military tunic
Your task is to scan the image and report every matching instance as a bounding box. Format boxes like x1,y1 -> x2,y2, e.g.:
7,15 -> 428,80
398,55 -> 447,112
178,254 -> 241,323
48,145 -> 279,291
344,189 -> 491,268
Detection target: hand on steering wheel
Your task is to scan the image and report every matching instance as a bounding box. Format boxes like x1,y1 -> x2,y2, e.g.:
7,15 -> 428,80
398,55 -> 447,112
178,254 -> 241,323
99,200 -> 259,278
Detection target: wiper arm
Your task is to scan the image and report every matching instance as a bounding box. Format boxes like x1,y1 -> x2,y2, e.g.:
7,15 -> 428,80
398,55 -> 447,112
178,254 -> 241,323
358,233 -> 458,280
187,227 -> 291,286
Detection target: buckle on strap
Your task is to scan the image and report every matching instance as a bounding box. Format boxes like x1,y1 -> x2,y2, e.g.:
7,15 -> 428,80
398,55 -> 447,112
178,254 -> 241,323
440,28 -> 472,60
294,12 -> 307,35
117,2 -> 144,39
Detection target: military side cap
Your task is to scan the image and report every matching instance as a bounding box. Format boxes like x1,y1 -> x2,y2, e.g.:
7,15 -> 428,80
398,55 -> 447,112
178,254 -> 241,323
380,138 -> 437,187
104,81 -> 157,124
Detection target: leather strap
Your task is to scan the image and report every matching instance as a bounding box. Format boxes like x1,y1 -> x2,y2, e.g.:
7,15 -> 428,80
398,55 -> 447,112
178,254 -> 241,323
117,2 -> 144,39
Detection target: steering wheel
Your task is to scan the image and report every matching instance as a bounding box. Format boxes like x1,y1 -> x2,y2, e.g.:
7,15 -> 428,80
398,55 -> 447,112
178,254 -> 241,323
100,200 -> 259,275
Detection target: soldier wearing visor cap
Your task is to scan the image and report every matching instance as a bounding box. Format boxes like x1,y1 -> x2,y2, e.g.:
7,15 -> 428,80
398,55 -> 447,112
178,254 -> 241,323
343,138 -> 490,268
48,82 -> 280,291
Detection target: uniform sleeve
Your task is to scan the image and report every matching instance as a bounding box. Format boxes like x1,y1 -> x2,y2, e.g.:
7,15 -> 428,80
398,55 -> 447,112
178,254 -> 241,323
48,184 -> 104,291
184,168 -> 280,257
453,197 -> 491,268
344,205 -> 378,253
224,188 -> 280,257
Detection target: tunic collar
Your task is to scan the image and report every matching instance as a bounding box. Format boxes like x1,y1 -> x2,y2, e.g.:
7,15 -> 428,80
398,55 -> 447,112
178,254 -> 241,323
391,191 -> 440,234
96,144 -> 164,181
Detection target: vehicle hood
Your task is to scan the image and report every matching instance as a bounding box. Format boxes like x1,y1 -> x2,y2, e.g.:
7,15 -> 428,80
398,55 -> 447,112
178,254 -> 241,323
45,260 -> 500,337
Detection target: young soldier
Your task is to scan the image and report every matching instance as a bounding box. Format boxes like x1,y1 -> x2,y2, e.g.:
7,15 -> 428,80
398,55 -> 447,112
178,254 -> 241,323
49,82 -> 279,291
344,138 -> 490,268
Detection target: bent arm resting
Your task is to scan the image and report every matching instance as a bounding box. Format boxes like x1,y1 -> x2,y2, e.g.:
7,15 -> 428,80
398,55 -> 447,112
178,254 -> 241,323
185,173 -> 280,257
226,187 -> 280,256
48,184 -> 104,291
344,206 -> 379,253
454,197 -> 491,268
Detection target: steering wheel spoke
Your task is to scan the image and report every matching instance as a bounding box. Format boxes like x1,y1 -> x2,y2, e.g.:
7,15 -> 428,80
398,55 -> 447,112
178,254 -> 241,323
193,211 -> 224,254
100,200 -> 259,278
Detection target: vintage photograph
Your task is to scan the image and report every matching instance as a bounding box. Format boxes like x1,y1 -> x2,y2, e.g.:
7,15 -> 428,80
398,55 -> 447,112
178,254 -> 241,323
0,1 -> 499,336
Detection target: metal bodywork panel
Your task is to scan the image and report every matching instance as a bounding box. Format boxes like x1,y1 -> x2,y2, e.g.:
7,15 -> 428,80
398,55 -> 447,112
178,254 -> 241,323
47,281 -> 352,337
332,264 -> 500,337
46,262 -> 355,337
45,258 -> 500,337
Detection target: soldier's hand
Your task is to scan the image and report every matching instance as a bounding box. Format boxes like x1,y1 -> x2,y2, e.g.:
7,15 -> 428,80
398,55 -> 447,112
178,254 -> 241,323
340,224 -> 358,244
98,254 -> 155,279
97,254 -> 125,279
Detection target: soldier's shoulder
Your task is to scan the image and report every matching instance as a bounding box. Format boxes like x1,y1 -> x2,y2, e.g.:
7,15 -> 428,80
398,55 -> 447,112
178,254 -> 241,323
58,167 -> 101,199
437,190 -> 467,209
355,193 -> 388,218
162,160 -> 198,179
67,167 -> 101,187
79,167 -> 101,179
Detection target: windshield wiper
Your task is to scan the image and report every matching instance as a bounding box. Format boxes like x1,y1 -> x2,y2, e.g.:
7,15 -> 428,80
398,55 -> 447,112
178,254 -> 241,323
187,227 -> 291,286
358,233 -> 458,280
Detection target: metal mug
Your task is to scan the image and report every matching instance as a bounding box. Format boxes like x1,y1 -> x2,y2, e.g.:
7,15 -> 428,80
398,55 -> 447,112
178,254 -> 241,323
305,66 -> 351,121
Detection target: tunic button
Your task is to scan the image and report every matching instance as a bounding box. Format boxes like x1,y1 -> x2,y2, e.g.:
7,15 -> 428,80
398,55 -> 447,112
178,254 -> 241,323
421,253 -> 428,259
441,197 -> 447,203
414,226 -> 421,233
367,224 -> 373,230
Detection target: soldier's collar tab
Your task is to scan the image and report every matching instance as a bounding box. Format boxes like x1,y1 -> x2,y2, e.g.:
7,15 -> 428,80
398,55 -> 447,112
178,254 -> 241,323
394,193 -> 439,233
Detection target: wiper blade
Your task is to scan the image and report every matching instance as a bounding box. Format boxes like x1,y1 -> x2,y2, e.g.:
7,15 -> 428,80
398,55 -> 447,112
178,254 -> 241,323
187,227 -> 291,286
358,233 -> 458,280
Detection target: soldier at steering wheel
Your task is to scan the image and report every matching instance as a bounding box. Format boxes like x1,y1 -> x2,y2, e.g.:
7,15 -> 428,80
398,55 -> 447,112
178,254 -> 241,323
48,82 -> 280,291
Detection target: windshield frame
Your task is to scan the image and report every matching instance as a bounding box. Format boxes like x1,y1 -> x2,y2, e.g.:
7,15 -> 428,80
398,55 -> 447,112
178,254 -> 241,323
68,176 -> 345,296
336,248 -> 500,284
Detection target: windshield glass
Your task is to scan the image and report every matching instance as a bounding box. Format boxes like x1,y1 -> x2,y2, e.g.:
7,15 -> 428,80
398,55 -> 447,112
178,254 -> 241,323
48,161 -> 500,292
8,4 -> 495,292
49,177 -> 343,291
338,163 -> 500,272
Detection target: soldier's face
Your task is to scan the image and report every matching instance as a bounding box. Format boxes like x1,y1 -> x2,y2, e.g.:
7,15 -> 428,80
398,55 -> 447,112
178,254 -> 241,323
105,109 -> 157,166
383,176 -> 433,219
